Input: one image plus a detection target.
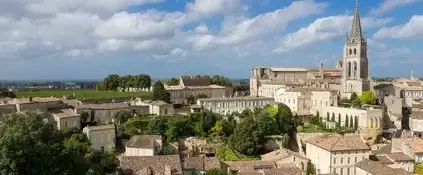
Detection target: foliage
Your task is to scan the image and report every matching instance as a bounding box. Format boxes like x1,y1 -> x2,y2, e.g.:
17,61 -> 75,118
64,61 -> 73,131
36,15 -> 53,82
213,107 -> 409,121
212,120 -> 224,137
276,103 -> 295,134
350,92 -> 358,101
345,115 -> 349,128
216,146 -> 260,161
352,98 -> 362,107
103,74 -> 120,91
222,116 -> 237,137
265,105 -> 279,118
309,116 -> 321,126
358,91 -> 377,105
122,117 -> 151,138
256,112 -> 279,135
96,83 -> 105,91
205,169 -> 231,175
152,81 -> 170,103
307,160 -> 315,175
166,78 -> 179,86
144,119 -> 167,136
114,110 -> 132,124
0,113 -> 118,175
186,95 -> 196,104
415,163 -> 423,175
297,126 -> 304,132
165,117 -> 194,142
0,88 -> 16,98
16,89 -> 151,101
229,117 -> 265,155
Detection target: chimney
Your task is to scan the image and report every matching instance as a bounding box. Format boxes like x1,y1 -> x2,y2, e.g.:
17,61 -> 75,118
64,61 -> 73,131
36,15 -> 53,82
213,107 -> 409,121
164,164 -> 172,175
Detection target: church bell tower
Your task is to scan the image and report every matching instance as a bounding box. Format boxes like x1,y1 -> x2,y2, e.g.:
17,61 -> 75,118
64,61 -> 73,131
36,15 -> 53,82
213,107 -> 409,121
341,0 -> 370,99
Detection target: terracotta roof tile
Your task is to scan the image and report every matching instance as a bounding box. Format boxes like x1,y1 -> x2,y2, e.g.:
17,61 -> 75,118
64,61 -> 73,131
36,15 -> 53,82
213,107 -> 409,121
126,135 -> 162,149
50,108 -> 80,118
411,111 -> 423,120
306,134 -> 370,151
120,155 -> 182,175
372,143 -> 392,155
386,153 -> 414,162
180,76 -> 211,86
224,160 -> 276,174
262,165 -> 302,175
261,148 -> 306,161
355,159 -> 412,175
183,157 -> 222,171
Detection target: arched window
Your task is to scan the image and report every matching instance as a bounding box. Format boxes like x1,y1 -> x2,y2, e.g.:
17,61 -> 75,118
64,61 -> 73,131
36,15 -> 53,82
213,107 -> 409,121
353,61 -> 357,78
349,49 -> 352,55
350,84 -> 353,92
348,62 -> 352,77
301,162 -> 305,170
354,48 -> 357,54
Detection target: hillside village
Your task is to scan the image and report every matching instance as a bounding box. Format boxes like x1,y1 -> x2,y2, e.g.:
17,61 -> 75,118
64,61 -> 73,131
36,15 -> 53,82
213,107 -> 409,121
1,1 -> 423,175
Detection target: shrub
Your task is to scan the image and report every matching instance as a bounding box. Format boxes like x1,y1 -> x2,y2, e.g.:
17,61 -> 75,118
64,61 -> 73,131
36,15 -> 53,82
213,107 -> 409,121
296,126 -> 304,132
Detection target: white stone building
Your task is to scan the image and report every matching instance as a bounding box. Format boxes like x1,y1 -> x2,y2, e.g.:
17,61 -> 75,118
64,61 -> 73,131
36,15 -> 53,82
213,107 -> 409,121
274,87 -> 338,115
305,134 -> 371,175
372,144 -> 415,173
196,96 -> 275,115
124,135 -> 163,156
50,108 -> 81,130
410,110 -> 423,137
261,148 -> 308,173
76,103 -> 131,125
83,124 -> 116,152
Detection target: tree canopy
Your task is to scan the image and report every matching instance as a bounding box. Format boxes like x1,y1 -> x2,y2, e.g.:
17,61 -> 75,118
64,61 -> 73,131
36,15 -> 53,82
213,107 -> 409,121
358,91 -> 377,105
98,74 -> 151,91
0,88 -> 16,98
229,117 -> 264,155
0,113 -> 118,175
152,81 -> 170,103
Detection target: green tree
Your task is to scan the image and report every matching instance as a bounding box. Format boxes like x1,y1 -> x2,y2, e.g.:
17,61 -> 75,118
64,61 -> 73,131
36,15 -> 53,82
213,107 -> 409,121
186,95 -> 196,104
205,169 -> 230,175
145,119 -> 167,135
359,91 -> 377,105
114,110 -> 132,124
415,163 -> 423,175
345,115 -> 349,128
152,81 -> 170,103
166,78 -> 179,86
276,104 -> 295,134
306,160 -> 315,175
103,74 -> 120,91
257,112 -> 279,135
211,120 -> 224,137
229,117 -> 264,155
222,116 -> 237,137
350,92 -> 358,102
96,83 -> 105,91
165,117 -> 193,142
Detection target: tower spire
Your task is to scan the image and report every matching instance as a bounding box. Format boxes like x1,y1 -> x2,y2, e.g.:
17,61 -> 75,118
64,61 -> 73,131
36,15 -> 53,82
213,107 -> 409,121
350,0 -> 362,40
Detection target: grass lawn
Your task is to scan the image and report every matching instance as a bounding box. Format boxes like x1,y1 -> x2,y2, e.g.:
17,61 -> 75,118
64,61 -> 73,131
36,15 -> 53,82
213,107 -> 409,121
301,124 -> 329,133
16,89 -> 151,101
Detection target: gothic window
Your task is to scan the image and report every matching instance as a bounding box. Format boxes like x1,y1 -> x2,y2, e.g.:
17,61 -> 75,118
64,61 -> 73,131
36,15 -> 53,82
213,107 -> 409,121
349,49 -> 352,55
353,61 -> 357,78
348,62 -> 352,77
354,48 -> 357,55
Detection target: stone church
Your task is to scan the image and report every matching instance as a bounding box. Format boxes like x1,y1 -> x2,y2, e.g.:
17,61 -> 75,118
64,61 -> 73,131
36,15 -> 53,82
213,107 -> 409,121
250,1 -> 370,99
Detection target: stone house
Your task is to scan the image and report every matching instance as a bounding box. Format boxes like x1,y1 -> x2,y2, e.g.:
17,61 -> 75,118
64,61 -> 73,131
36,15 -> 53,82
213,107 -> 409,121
124,135 -> 163,156
261,148 -> 308,173
83,124 -> 116,152
50,108 -> 81,130
196,96 -> 275,115
76,103 -> 131,125
392,138 -> 423,163
372,143 -> 414,173
224,160 -> 303,175
165,76 -> 229,104
409,110 -> 423,137
179,137 -> 216,158
305,134 -> 371,175
119,155 -> 183,175
355,159 -> 412,175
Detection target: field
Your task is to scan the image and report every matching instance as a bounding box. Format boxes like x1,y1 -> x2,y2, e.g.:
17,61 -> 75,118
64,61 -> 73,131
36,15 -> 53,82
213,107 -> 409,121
16,89 -> 151,101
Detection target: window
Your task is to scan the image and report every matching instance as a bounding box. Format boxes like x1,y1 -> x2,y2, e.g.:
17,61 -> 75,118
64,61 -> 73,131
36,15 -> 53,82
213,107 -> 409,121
340,168 -> 343,175
293,157 -> 296,161
354,48 -> 357,54
355,157 -> 357,163
347,167 -> 350,175
341,158 -> 343,164
348,157 -> 350,164
333,158 -> 336,164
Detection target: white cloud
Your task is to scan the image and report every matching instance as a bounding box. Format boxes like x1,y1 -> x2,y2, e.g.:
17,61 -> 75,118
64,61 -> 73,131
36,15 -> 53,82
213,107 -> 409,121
370,0 -> 419,16
25,0 -> 163,16
215,0 -> 328,45
186,0 -> 246,19
94,10 -> 186,40
274,15 -> 392,52
153,48 -> 188,59
373,15 -> 423,39
194,23 -> 209,34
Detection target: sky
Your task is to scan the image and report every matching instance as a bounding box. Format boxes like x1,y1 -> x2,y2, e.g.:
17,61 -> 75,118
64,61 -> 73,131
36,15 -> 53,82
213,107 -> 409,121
0,0 -> 422,80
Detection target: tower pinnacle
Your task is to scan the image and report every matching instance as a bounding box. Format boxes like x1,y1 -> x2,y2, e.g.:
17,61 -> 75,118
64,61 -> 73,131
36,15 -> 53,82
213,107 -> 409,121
350,0 -> 362,40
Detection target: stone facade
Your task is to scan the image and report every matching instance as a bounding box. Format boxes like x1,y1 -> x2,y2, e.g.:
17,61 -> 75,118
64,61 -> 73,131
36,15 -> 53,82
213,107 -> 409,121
83,124 -> 116,152
355,159 -> 412,175
305,134 -> 371,175
392,138 -> 423,164
76,103 -> 131,125
50,108 -> 81,130
166,76 -> 229,104
274,87 -> 338,115
124,135 -> 163,157
196,96 -> 275,115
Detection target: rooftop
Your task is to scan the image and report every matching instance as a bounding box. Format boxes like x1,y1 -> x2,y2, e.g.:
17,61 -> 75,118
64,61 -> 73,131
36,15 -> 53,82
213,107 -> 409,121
126,135 -> 162,149
197,96 -> 274,102
183,157 -> 221,171
261,148 -> 307,161
50,108 -> 80,118
306,134 -> 370,151
410,110 -> 423,120
224,160 -> 276,174
76,102 -> 130,110
180,76 -> 211,86
393,137 -> 423,153
262,164 -> 302,175
120,155 -> 182,175
355,159 -> 412,175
